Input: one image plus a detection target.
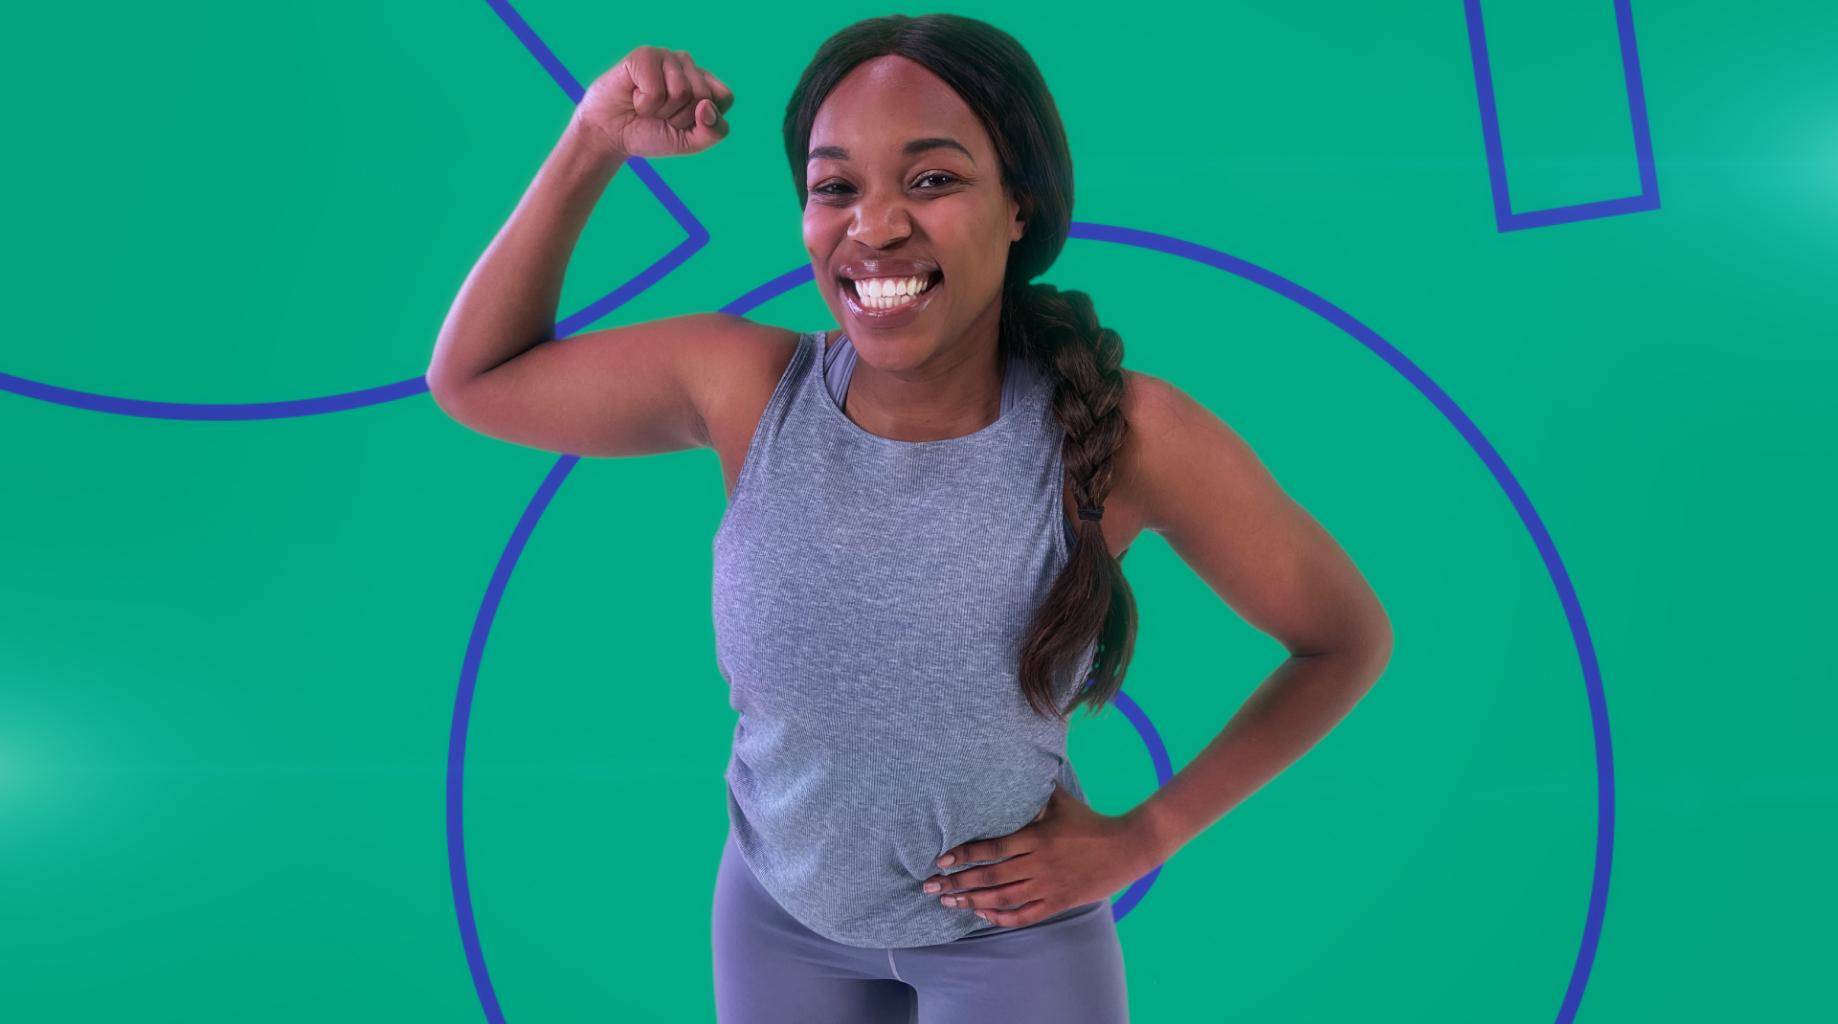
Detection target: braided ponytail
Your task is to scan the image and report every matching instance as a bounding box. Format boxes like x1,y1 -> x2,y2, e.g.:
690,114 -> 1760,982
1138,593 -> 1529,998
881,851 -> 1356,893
1001,281 -> 1138,722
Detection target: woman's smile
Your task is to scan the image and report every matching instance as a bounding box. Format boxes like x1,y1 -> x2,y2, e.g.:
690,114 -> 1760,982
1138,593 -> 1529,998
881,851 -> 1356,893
838,270 -> 946,329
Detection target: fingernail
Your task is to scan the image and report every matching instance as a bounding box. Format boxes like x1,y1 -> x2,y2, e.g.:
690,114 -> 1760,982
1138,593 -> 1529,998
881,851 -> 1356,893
937,855 -> 954,866
701,103 -> 716,125
923,882 -> 940,893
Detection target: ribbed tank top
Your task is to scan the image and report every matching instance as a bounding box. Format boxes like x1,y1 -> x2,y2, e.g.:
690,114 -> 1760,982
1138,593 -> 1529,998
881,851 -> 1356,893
711,328 -> 1100,948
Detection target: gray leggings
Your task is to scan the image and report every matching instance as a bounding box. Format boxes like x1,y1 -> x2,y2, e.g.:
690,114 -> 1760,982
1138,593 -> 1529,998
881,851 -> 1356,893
711,830 -> 1130,1023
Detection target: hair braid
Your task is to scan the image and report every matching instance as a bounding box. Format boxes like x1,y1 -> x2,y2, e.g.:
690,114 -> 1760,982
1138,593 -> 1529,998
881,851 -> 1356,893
1002,281 -> 1137,722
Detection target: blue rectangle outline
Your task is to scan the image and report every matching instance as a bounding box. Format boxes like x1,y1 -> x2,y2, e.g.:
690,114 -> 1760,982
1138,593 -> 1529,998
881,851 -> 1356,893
1464,0 -> 1662,231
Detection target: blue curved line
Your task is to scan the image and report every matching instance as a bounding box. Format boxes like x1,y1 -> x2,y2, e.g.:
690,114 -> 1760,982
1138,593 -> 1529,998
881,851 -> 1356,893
0,212 -> 709,421
451,223 -> 1613,1023
0,370 -> 428,420
1106,690 -> 1174,918
447,453 -> 578,1024
0,10 -> 718,422
1070,221 -> 1612,1023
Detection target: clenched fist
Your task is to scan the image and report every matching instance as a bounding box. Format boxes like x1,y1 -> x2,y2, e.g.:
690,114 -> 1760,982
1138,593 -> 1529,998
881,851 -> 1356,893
574,45 -> 734,159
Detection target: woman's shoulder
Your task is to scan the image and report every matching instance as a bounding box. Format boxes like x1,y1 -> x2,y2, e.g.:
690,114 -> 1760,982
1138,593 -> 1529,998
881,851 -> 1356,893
1109,367 -> 1263,539
703,320 -> 808,497
1049,367 -> 1172,559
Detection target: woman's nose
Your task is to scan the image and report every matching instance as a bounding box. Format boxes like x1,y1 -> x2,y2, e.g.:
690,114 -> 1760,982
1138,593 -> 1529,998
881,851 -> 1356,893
848,196 -> 913,248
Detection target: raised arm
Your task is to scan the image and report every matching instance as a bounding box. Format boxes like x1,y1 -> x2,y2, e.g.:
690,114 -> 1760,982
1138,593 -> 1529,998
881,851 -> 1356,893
425,46 -> 737,457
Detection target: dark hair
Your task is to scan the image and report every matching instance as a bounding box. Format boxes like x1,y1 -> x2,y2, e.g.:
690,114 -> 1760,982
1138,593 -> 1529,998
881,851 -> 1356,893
783,13 -> 1136,723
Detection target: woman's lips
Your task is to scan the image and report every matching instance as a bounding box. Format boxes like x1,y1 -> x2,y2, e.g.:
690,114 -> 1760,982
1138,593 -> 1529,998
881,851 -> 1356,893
837,272 -> 944,329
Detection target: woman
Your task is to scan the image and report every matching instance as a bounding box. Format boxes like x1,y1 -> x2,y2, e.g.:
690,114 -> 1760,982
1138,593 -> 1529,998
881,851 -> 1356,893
428,14 -> 1392,1023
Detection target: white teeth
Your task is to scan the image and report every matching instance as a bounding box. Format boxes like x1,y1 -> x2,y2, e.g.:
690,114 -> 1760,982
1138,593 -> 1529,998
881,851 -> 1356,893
849,273 -> 937,309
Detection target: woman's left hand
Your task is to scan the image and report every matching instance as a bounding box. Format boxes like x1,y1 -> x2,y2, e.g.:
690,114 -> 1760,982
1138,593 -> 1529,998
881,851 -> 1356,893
920,781 -> 1156,928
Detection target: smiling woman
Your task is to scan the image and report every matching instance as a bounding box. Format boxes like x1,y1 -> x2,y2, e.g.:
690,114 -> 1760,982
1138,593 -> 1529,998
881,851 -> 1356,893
787,21 -> 1130,727
430,9 -> 1389,1021
707,13 -> 1142,1024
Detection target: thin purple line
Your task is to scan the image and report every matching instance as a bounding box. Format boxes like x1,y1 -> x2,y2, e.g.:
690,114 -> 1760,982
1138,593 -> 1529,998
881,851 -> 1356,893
438,6 -> 726,1021
1108,690 -> 1174,919
1069,221 -> 1613,1024
0,371 -> 430,420
452,223 -> 1614,1024
1465,0 -> 1661,232
0,3 -> 712,422
479,0 -> 584,102
448,453 -> 577,1024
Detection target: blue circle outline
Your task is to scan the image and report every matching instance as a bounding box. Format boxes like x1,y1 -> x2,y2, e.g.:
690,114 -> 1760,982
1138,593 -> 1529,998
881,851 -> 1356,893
448,223 -> 1612,1023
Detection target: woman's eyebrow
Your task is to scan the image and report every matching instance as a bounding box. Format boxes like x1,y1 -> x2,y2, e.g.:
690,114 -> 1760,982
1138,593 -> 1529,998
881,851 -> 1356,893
807,137 -> 975,165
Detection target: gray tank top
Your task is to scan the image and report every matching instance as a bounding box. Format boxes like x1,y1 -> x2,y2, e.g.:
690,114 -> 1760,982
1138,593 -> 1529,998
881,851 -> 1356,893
712,328 -> 1099,948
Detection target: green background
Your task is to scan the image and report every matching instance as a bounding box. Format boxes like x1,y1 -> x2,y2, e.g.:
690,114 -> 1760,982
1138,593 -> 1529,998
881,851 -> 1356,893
3,0 -> 1831,1020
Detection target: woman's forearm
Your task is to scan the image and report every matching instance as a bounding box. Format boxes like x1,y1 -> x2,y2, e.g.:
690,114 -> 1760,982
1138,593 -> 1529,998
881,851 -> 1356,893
1123,644 -> 1388,864
426,113 -> 627,400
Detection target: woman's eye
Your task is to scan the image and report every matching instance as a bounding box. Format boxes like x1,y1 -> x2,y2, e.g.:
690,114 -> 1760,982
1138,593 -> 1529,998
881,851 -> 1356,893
811,173 -> 958,196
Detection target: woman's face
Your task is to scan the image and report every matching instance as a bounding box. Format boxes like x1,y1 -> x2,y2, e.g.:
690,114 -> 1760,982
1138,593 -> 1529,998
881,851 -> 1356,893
803,55 -> 1025,369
